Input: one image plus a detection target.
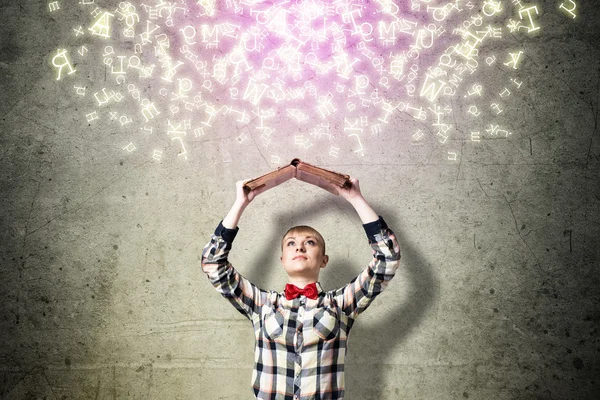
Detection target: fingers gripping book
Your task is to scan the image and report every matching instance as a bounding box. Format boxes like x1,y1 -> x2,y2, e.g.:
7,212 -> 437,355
243,158 -> 351,195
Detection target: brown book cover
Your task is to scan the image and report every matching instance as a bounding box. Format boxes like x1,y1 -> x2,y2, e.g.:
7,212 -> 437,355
244,158 -> 350,195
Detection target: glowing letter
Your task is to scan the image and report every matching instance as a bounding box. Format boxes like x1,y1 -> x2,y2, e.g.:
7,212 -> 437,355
201,105 -> 218,127
160,58 -> 184,82
448,74 -> 463,88
51,49 -> 76,80
389,54 -> 406,80
504,51 -> 523,69
315,95 -> 337,119
198,0 -> 217,16
122,142 -> 136,152
378,101 -> 397,124
486,124 -> 511,137
467,106 -> 481,116
180,25 -> 197,44
511,78 -> 523,88
519,6 -> 541,33
499,88 -> 511,97
93,88 -> 117,106
482,0 -> 502,16
467,84 -> 483,96
294,135 -> 313,149
88,11 -> 114,38
378,21 -> 397,42
48,1 -> 60,12
85,111 -> 99,122
348,133 -> 365,156
167,120 -> 186,136
398,19 -> 418,36
486,55 -> 497,66
141,100 -> 160,122
455,31 -> 483,60
243,79 -> 269,105
236,132 -> 248,143
140,21 -> 160,45
194,127 -> 205,137
229,47 -> 252,75
119,115 -> 132,126
490,103 -> 503,114
559,1 -> 577,19
420,74 -> 446,102
171,137 -> 187,159
333,54 -> 360,79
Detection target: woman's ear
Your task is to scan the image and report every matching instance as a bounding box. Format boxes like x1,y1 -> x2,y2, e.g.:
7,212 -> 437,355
321,255 -> 329,269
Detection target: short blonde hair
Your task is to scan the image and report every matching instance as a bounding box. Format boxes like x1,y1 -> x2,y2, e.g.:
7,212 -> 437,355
281,226 -> 326,255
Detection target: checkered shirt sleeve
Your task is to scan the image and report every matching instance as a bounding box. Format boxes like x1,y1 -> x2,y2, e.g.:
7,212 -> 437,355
201,221 -> 267,319
333,216 -> 402,318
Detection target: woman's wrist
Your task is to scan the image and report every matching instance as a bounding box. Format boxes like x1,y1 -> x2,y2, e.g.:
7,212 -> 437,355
347,194 -> 367,207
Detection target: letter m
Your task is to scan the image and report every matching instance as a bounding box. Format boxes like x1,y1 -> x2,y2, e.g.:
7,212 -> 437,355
201,24 -> 220,43
378,21 -> 397,40
398,19 -> 417,36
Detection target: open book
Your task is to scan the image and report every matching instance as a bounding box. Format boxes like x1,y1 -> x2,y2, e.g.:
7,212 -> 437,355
243,158 -> 351,195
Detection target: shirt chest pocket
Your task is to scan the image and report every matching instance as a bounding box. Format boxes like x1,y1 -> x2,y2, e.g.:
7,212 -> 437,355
311,307 -> 340,341
263,308 -> 285,341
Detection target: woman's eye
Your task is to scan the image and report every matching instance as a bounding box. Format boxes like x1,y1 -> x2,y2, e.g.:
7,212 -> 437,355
307,240 -> 315,245
287,241 -> 295,246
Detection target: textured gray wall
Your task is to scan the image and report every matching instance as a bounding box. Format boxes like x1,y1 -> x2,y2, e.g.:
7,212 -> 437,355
1,0 -> 598,399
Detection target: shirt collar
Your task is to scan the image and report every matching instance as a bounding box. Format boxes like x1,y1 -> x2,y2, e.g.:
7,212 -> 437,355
315,282 -> 323,294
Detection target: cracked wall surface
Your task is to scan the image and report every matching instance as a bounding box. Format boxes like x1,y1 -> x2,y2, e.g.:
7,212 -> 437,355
1,0 -> 599,399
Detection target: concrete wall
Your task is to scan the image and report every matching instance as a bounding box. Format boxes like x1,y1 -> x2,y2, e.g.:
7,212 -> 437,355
1,0 -> 598,398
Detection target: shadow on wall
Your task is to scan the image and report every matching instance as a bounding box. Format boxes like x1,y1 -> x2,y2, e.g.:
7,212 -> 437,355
344,205 -> 438,400
241,197 -> 438,399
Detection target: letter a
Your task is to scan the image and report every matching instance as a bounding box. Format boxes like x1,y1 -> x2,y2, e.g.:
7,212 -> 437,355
89,11 -> 114,38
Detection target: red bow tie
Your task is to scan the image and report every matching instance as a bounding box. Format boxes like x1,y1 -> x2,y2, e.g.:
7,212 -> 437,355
285,283 -> 319,300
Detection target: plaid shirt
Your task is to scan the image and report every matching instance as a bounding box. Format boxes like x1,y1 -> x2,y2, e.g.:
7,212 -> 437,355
201,217 -> 401,400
